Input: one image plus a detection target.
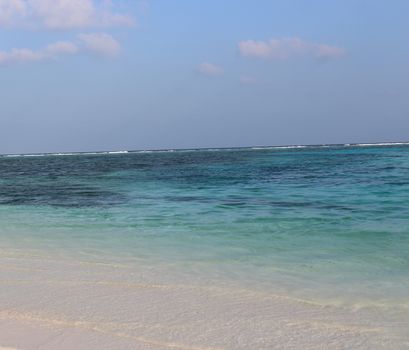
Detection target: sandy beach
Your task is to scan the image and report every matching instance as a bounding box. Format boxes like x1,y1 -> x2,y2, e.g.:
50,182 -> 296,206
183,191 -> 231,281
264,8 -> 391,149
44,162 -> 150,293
1,246 -> 408,350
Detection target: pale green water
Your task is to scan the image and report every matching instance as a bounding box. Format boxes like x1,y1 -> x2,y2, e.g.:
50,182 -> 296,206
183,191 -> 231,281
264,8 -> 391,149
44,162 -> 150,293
1,144 -> 409,307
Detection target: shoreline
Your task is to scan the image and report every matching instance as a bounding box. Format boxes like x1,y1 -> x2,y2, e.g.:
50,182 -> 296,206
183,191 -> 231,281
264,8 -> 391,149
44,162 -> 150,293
1,247 -> 408,350
1,146 -> 409,349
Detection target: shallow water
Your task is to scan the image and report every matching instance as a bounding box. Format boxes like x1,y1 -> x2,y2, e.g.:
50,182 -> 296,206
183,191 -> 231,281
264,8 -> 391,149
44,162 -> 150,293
1,145 -> 409,348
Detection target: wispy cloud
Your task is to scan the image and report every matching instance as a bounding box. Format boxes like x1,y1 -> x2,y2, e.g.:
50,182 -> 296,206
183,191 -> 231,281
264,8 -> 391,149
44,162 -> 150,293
0,33 -> 121,64
0,0 -> 26,26
238,37 -> 345,61
0,0 -> 135,29
46,41 -> 79,55
78,32 -> 120,57
0,40 -> 77,64
240,75 -> 257,85
198,62 -> 224,76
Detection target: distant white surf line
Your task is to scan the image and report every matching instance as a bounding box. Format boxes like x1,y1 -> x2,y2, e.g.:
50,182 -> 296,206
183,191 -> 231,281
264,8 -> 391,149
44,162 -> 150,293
2,151 -> 129,158
107,151 -> 129,154
251,142 -> 409,150
251,145 -> 308,150
350,142 -> 409,147
2,142 -> 409,158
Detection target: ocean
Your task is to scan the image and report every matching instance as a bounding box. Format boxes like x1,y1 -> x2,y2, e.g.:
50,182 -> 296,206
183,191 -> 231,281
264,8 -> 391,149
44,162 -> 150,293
1,144 -> 409,348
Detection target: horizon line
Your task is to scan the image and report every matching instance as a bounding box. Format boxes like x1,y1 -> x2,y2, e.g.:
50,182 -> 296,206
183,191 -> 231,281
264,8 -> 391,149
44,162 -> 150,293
1,141 -> 409,157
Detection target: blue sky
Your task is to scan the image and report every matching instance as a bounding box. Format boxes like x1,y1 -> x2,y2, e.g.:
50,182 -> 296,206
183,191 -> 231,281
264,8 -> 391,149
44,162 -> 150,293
1,0 -> 408,153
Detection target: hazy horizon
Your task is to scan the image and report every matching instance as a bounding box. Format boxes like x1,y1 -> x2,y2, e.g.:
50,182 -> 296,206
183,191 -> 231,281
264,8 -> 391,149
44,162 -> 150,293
2,140 -> 409,156
1,0 -> 408,154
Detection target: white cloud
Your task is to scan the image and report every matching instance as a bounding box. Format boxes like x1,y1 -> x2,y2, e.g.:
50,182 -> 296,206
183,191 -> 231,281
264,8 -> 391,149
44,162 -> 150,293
45,41 -> 78,55
0,32 -> 121,65
0,0 -> 26,26
238,37 -> 345,61
0,0 -> 135,29
0,48 -> 42,64
0,40 -> 77,64
315,44 -> 346,60
78,32 -> 120,57
29,0 -> 95,29
198,62 -> 224,76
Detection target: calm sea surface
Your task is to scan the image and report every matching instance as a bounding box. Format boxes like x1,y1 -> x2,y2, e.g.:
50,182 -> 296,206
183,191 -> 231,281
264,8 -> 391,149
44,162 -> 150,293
1,145 -> 409,307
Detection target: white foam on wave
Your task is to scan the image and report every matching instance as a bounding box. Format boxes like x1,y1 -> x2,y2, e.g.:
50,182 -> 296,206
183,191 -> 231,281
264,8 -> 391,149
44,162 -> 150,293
49,153 -> 76,156
351,142 -> 409,147
251,145 -> 308,150
276,145 -> 308,149
108,151 -> 129,154
251,142 -> 409,151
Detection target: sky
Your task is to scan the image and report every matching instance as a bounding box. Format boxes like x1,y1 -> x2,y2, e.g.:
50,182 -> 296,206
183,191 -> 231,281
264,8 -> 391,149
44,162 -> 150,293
0,0 -> 409,153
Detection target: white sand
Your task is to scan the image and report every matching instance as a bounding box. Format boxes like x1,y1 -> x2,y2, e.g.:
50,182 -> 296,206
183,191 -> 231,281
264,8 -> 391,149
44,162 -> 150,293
0,248 -> 408,350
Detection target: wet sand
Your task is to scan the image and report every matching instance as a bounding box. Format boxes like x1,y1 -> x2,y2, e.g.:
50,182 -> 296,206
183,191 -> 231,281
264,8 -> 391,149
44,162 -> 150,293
0,248 -> 408,350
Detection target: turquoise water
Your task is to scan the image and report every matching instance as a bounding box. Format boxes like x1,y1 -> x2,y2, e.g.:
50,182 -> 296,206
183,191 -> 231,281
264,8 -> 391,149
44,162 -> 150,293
1,144 -> 409,306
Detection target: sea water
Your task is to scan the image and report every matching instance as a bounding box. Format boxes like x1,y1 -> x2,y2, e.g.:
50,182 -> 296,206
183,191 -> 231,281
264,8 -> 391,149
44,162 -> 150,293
1,144 -> 409,310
